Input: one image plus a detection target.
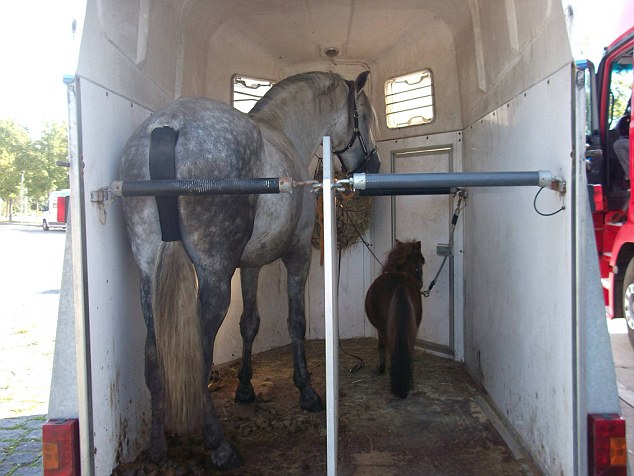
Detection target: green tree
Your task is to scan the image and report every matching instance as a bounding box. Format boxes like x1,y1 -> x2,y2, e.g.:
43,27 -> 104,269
0,120 -> 69,218
609,69 -> 632,129
0,120 -> 30,217
24,121 -> 69,206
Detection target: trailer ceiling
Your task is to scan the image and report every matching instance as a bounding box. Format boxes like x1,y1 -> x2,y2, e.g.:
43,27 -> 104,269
184,0 -> 469,63
85,0 -> 573,136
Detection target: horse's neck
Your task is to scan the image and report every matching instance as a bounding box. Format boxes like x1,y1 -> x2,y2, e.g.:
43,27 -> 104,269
251,85 -> 344,168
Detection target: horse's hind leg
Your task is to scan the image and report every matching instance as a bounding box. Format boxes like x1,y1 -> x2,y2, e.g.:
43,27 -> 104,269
139,273 -> 168,462
283,254 -> 324,412
197,271 -> 244,469
235,266 -> 261,403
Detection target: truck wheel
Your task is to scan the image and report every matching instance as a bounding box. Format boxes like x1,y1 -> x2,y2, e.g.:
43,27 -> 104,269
622,258 -> 634,348
42,220 -> 49,231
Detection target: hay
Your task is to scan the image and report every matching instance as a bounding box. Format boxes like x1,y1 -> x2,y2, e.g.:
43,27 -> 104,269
112,339 -> 526,475
311,168 -> 373,254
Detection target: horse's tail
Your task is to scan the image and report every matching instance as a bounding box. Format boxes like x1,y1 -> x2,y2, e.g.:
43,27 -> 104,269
387,285 -> 417,398
152,240 -> 205,433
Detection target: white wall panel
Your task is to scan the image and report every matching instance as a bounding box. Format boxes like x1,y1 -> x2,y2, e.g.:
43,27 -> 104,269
78,0 -> 175,110
306,218 -> 376,340
77,79 -> 153,473
462,65 -> 573,475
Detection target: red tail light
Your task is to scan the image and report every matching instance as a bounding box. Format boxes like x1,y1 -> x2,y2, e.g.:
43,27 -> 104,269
42,418 -> 80,476
588,413 -> 627,475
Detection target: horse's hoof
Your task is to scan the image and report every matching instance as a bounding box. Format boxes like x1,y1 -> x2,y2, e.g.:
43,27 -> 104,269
211,441 -> 244,470
299,387 -> 325,412
234,382 -> 256,403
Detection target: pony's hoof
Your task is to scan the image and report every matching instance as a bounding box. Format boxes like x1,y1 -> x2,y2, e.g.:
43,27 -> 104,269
234,382 -> 256,403
299,387 -> 325,412
391,389 -> 409,399
211,441 -> 244,470
146,436 -> 167,463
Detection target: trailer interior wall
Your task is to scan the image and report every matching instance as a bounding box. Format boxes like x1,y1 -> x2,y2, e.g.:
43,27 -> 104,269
71,0 -> 596,473
462,66 -> 573,474
455,6 -> 576,474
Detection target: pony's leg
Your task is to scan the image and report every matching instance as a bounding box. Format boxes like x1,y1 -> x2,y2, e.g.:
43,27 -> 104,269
376,336 -> 387,375
140,273 -> 168,462
235,266 -> 261,403
283,254 -> 324,412
198,272 -> 244,469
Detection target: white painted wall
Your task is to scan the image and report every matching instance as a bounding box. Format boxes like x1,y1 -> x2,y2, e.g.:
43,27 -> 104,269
79,0 -> 175,110
75,79 -> 153,471
462,66 -> 574,475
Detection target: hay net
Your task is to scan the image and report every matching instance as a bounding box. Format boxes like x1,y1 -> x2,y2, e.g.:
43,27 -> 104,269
311,159 -> 374,256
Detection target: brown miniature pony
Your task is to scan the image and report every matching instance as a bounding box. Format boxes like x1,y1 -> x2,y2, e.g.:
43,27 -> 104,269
365,240 -> 424,398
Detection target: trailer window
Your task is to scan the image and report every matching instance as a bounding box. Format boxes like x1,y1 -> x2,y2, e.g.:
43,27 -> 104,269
232,75 -> 274,113
385,70 -> 435,128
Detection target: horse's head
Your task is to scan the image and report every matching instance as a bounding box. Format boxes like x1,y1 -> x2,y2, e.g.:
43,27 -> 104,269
383,240 -> 425,289
332,71 -> 381,175
408,241 -> 425,289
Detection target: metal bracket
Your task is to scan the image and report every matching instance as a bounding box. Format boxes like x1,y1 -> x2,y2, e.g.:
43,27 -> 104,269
90,188 -> 111,225
437,244 -> 453,257
549,177 -> 567,194
90,188 -> 110,203
293,179 -> 322,192
332,178 -> 350,192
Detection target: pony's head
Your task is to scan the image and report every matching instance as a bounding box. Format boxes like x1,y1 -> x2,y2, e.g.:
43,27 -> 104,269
331,71 -> 380,175
382,240 -> 425,288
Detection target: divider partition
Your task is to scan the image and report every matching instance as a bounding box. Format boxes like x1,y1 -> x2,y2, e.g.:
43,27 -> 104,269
319,137 -> 565,475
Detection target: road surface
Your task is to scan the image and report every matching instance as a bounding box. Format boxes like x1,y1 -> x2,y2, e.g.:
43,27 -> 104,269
0,223 -> 65,418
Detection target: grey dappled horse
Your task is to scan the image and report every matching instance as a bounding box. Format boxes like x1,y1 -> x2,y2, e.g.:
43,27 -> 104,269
120,71 -> 379,469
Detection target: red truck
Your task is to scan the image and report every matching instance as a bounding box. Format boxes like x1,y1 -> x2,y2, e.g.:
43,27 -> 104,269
587,26 -> 634,346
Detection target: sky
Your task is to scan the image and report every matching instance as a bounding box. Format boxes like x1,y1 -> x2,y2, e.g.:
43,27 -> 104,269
570,0 -> 633,65
0,0 -> 630,139
0,0 -> 84,137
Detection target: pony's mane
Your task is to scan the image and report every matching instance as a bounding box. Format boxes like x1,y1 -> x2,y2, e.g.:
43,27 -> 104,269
382,240 -> 422,274
249,72 -> 342,115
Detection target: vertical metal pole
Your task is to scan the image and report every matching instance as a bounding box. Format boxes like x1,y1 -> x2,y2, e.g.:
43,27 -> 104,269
323,137 -> 339,476
572,63 -> 587,476
67,77 -> 96,475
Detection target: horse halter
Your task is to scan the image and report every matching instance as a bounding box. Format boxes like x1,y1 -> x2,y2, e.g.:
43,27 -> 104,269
332,80 -> 380,175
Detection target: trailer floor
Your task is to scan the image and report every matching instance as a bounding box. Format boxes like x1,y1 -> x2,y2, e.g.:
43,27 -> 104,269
112,338 -> 533,475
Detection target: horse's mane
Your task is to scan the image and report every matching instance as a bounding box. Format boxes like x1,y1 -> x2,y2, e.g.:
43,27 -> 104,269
382,240 -> 422,274
249,72 -> 342,115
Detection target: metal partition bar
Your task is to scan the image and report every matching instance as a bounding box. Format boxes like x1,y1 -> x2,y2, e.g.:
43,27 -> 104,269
350,170 -> 556,195
322,137 -> 339,476
359,187 -> 454,196
109,177 -> 293,197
